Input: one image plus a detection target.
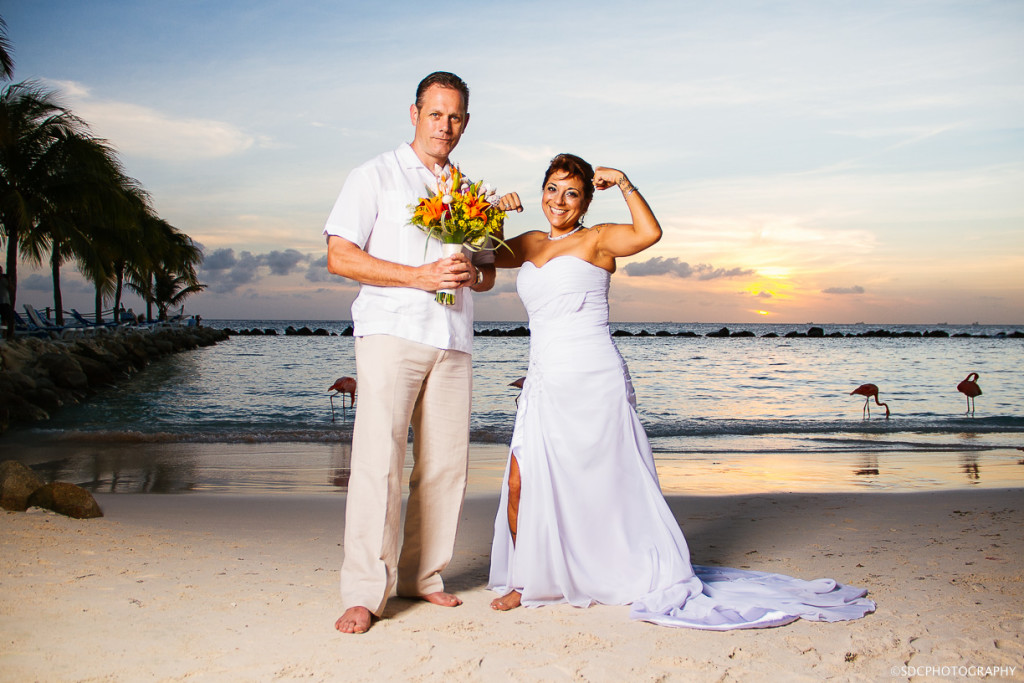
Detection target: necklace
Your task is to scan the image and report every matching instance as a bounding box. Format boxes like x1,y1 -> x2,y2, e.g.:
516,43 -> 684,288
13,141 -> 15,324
547,225 -> 583,241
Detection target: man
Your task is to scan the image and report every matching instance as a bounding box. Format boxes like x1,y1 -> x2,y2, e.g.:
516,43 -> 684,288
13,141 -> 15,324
323,72 -> 498,635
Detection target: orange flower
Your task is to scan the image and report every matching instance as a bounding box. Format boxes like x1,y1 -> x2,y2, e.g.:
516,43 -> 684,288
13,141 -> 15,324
462,193 -> 492,222
414,195 -> 448,225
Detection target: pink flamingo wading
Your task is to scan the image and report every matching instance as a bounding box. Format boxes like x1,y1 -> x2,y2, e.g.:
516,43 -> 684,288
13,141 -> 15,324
329,376 -> 357,422
850,383 -> 890,418
510,376 -> 526,406
956,373 -> 982,415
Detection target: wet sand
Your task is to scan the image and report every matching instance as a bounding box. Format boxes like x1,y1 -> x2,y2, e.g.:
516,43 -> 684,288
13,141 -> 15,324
6,437 -> 1024,496
1,445 -> 1022,681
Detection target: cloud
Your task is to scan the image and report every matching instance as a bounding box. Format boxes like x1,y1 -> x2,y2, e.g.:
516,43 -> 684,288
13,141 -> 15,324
623,257 -> 754,280
305,255 -> 332,283
199,248 -> 314,293
20,273 -> 91,293
822,285 -> 866,295
202,248 -> 238,271
481,142 -> 559,163
49,80 -> 256,162
20,274 -> 57,291
264,249 -> 307,276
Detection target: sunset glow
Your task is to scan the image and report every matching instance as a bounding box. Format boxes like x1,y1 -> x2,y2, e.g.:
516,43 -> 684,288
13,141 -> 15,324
5,1 -> 1022,324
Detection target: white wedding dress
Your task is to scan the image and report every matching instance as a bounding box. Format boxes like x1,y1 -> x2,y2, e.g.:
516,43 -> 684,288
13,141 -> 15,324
488,256 -> 875,629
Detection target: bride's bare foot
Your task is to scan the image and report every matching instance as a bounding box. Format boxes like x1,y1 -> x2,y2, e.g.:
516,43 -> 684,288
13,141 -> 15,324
490,590 -> 522,611
335,606 -> 373,634
421,591 -> 462,607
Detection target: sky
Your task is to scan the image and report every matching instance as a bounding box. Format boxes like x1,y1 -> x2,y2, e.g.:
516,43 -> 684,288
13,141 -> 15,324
4,0 -> 1023,324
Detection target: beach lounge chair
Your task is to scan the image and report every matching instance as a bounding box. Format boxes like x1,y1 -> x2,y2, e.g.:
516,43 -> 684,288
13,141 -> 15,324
70,308 -> 122,332
23,305 -> 86,338
9,310 -> 47,338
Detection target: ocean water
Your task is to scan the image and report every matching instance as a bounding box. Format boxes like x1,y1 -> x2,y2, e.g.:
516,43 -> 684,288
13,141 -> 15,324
5,320 -> 1023,495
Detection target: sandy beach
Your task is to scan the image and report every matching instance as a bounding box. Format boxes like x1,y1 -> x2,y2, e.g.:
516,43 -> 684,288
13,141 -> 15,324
2,448 -> 1022,682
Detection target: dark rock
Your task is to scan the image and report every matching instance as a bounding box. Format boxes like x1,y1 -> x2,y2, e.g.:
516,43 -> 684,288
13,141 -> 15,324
1,460 -> 45,511
153,339 -> 175,354
732,330 -> 756,337
807,327 -> 825,337
341,326 -> 354,336
0,392 -> 50,423
313,328 -> 330,336
23,386 -> 62,414
34,352 -> 90,392
1,369 -> 36,393
27,482 -> 103,519
612,330 -> 633,337
706,327 -> 730,337
73,355 -> 118,386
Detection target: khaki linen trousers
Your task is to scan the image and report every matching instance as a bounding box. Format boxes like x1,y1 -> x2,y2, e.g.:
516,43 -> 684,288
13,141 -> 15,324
340,334 -> 471,615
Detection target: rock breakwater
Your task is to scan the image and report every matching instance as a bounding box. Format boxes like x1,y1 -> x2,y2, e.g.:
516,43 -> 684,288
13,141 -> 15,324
0,326 -> 229,433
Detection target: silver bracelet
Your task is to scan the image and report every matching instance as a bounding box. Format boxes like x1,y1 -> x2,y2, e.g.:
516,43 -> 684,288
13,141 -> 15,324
624,185 -> 638,198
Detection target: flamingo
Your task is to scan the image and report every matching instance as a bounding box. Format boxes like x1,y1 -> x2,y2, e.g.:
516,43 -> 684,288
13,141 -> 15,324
956,372 -> 982,415
850,383 -> 890,418
510,376 -> 525,406
329,376 -> 357,422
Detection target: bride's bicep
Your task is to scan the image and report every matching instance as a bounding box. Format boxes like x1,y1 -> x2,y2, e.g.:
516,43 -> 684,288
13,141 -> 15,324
594,223 -> 658,258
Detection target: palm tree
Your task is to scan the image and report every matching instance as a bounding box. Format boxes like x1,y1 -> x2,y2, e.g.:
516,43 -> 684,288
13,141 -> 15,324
0,81 -> 91,339
1,72 -> 208,335
145,224 -> 205,320
153,266 -> 205,320
0,16 -> 15,82
71,176 -> 154,324
22,130 -> 135,325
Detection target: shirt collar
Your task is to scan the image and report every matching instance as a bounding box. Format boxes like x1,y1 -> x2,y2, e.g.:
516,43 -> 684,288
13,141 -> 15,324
398,142 -> 452,175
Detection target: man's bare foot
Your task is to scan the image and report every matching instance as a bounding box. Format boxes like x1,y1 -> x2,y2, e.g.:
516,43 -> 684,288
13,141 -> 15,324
490,590 -> 522,611
420,591 -> 462,607
335,606 -> 373,634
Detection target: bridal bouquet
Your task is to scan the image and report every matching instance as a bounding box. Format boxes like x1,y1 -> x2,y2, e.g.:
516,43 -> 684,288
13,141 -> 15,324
409,164 -> 507,305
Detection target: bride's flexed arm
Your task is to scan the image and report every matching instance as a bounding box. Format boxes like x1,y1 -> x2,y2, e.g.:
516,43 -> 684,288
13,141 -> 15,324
592,167 -> 662,257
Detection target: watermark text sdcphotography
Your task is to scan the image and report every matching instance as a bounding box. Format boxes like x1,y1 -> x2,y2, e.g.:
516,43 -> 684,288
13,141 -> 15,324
890,664 -> 1017,678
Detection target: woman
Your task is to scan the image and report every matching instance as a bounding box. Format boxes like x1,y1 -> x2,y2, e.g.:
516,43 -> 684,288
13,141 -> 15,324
488,154 -> 874,628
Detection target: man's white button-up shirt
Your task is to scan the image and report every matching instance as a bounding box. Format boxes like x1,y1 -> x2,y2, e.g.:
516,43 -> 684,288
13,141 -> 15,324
323,143 -> 494,354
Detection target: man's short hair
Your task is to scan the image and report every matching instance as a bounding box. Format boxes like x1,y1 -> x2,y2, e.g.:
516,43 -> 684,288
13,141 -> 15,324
415,72 -> 470,112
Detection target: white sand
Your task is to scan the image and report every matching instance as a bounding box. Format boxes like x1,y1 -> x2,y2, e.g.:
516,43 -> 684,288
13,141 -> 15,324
2,475 -> 1022,681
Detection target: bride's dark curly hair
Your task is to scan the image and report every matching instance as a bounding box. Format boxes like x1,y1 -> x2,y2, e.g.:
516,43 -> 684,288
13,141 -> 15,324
543,154 -> 595,205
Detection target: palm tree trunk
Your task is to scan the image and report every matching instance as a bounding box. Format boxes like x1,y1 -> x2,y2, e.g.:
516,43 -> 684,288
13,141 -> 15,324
114,268 -> 124,323
146,274 -> 154,322
50,248 -> 65,326
4,226 -> 18,340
